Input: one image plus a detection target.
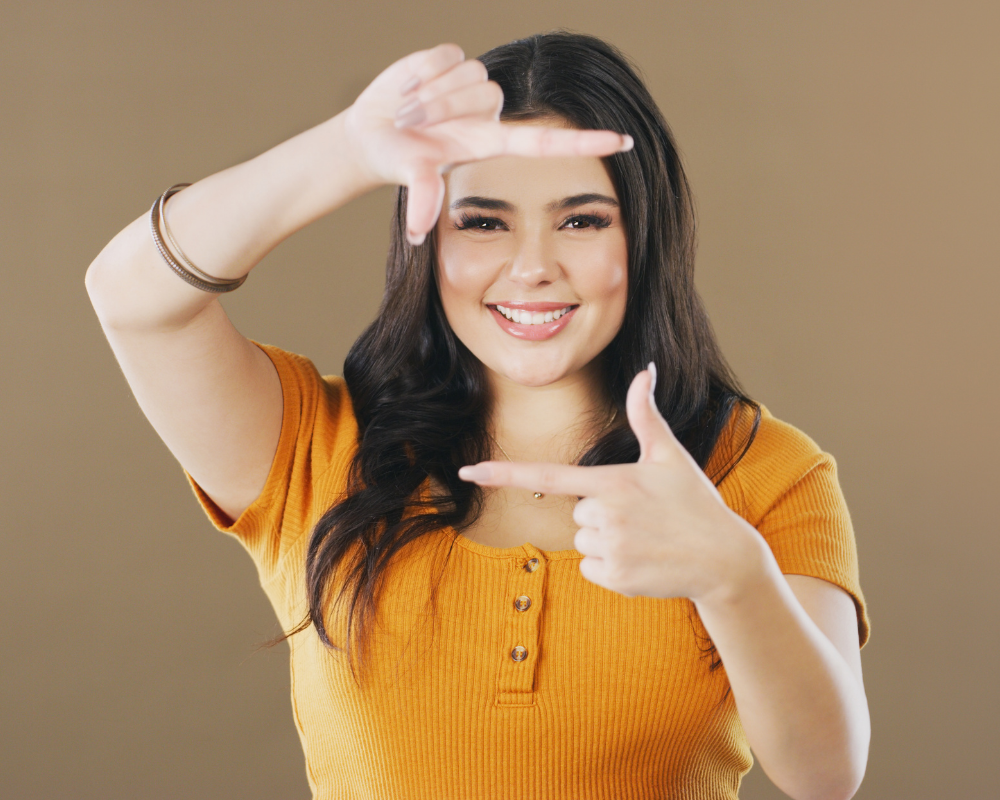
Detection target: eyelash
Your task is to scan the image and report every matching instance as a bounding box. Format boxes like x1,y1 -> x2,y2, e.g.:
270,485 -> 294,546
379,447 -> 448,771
454,212 -> 613,232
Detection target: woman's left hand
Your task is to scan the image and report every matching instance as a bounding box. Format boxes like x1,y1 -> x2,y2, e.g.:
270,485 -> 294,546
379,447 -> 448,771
458,365 -> 766,603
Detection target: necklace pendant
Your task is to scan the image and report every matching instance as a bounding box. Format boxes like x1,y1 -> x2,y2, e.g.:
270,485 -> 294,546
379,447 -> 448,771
533,492 -> 544,499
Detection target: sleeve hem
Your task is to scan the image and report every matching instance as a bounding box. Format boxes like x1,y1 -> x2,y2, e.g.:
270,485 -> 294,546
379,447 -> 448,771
781,567 -> 871,649
183,341 -> 302,538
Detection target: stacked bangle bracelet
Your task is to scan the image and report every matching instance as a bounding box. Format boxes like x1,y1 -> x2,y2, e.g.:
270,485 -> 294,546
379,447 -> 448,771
149,183 -> 247,293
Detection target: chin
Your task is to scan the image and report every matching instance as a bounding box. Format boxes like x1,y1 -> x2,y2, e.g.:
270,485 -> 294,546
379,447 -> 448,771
492,357 -> 572,388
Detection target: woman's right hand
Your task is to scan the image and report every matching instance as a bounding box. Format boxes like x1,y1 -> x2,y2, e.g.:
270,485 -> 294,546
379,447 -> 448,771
342,43 -> 633,245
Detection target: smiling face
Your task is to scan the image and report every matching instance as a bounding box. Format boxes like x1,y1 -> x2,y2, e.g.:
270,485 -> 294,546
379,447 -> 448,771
433,121 -> 629,395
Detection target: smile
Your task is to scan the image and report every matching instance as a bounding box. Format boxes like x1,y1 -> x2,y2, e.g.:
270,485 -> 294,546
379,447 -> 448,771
495,304 -> 575,324
486,302 -> 580,341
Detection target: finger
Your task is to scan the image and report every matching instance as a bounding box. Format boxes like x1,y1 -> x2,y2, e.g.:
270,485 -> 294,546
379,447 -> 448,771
403,57 -> 489,106
626,362 -> 682,464
573,526 -> 606,557
572,497 -> 606,529
397,80 -> 503,130
501,125 -> 633,158
405,165 -> 445,244
397,43 -> 466,96
458,460 -> 617,497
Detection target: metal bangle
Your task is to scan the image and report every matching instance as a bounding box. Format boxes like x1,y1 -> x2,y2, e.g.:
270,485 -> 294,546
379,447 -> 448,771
149,184 -> 248,293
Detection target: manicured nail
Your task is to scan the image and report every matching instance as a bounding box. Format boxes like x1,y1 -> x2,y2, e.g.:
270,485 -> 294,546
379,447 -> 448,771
395,99 -> 426,129
407,230 -> 426,246
459,464 -> 493,482
619,134 -> 634,152
648,361 -> 657,402
400,75 -> 421,95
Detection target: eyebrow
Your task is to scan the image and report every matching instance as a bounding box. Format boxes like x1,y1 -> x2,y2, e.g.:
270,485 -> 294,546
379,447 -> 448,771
449,193 -> 619,214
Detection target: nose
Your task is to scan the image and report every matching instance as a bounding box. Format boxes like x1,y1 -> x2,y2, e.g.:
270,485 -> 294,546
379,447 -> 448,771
507,232 -> 561,287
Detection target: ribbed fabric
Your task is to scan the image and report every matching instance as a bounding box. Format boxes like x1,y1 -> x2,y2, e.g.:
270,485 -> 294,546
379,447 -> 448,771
186,342 -> 869,800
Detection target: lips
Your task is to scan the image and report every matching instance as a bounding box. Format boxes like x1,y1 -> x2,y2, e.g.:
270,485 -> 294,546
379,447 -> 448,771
486,302 -> 580,340
493,303 -> 576,325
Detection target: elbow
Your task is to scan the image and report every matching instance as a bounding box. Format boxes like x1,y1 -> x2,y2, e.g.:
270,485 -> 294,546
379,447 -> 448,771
772,719 -> 870,800
778,767 -> 867,800
85,255 -> 129,331
85,256 -> 112,324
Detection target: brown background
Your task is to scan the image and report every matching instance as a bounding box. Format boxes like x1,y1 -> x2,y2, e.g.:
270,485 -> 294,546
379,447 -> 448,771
3,1 -> 997,797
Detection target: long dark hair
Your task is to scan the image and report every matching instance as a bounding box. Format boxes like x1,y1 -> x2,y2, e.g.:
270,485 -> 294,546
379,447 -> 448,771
292,31 -> 760,689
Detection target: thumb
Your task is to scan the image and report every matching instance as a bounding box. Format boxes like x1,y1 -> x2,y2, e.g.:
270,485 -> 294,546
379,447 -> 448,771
405,165 -> 446,245
626,362 -> 678,463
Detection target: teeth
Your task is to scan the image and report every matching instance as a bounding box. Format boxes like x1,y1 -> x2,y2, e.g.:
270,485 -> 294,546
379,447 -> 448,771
494,305 -> 574,324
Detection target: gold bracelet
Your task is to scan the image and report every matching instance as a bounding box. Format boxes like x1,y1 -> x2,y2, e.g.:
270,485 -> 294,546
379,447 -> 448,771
149,184 -> 247,293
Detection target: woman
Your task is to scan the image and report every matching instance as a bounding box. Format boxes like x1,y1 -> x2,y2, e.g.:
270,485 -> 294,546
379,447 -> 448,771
87,32 -> 870,800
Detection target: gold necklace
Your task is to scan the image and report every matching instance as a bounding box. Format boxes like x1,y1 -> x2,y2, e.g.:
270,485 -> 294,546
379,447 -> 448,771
488,408 -> 618,499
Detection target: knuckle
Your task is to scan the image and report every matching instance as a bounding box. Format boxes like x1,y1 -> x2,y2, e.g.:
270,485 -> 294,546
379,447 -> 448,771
609,473 -> 632,495
537,127 -> 554,155
431,94 -> 455,119
604,505 -> 626,529
574,498 -> 596,526
568,130 -> 583,155
538,465 -> 560,492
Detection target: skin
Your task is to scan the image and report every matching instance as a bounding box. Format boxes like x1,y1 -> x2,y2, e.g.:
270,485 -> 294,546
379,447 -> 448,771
434,122 -> 628,468
436,128 -> 870,800
87,39 -> 869,799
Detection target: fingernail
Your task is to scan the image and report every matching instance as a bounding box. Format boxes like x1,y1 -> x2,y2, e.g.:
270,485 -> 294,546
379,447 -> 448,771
407,230 -> 426,246
619,134 -> 634,152
400,75 -> 421,96
648,361 -> 657,401
459,464 -> 493,482
395,100 -> 426,129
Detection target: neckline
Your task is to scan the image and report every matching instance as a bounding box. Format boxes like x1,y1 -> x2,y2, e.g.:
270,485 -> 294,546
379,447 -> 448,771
445,526 -> 585,560
420,479 -> 584,560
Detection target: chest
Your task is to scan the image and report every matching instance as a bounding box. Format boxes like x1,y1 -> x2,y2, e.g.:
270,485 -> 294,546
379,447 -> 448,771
458,485 -> 582,553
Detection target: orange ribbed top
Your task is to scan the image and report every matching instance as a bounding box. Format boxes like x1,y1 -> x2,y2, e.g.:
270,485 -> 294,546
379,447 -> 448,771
186,343 -> 869,800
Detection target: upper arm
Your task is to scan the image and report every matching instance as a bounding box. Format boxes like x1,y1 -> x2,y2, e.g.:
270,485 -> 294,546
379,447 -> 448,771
785,574 -> 866,690
100,299 -> 283,522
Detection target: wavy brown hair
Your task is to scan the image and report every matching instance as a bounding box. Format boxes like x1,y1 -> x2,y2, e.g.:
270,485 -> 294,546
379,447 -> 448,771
285,31 -> 760,690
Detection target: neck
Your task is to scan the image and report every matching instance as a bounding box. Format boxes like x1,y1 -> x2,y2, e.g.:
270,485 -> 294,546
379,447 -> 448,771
486,358 -> 614,464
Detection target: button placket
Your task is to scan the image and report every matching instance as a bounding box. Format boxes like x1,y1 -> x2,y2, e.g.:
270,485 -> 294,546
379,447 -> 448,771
496,547 -> 547,706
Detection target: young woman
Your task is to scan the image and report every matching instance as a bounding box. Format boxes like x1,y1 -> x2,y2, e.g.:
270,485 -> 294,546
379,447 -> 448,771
87,32 -> 870,800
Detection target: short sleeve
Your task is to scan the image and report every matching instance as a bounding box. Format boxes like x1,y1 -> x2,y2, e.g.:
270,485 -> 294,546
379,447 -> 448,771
721,405 -> 870,647
183,341 -> 358,583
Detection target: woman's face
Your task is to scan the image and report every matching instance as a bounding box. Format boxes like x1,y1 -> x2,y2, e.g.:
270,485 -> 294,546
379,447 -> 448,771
434,121 -> 629,391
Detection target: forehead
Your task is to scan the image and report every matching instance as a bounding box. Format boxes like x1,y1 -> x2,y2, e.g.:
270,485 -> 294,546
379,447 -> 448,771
443,140 -> 617,209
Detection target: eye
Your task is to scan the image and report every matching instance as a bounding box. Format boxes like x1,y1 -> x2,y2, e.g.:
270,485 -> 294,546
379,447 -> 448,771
562,213 -> 613,230
454,213 -> 507,231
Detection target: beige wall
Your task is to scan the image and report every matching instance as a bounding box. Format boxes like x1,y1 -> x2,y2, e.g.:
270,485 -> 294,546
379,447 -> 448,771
4,1 -> 998,797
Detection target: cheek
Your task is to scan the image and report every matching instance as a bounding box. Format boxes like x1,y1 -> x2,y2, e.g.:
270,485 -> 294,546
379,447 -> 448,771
585,248 -> 629,316
435,240 -> 496,321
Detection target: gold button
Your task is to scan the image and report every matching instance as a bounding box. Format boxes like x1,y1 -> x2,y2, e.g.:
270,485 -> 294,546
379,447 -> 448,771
511,645 -> 528,662
524,558 -> 540,572
514,595 -> 531,612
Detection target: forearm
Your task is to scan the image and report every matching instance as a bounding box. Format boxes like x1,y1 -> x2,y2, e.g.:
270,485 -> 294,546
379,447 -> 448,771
86,108 -> 380,331
694,542 -> 870,800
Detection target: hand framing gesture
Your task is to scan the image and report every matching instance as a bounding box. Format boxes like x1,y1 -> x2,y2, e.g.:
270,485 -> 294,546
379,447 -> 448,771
459,365 -> 763,603
342,43 -> 633,245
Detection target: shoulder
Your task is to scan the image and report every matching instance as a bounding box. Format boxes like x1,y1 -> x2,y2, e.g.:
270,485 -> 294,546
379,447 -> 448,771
709,402 -> 841,524
250,341 -> 359,475
253,342 -> 356,424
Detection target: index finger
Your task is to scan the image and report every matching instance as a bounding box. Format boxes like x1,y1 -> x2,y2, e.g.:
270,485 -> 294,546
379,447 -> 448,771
501,125 -> 634,158
458,460 -> 619,497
